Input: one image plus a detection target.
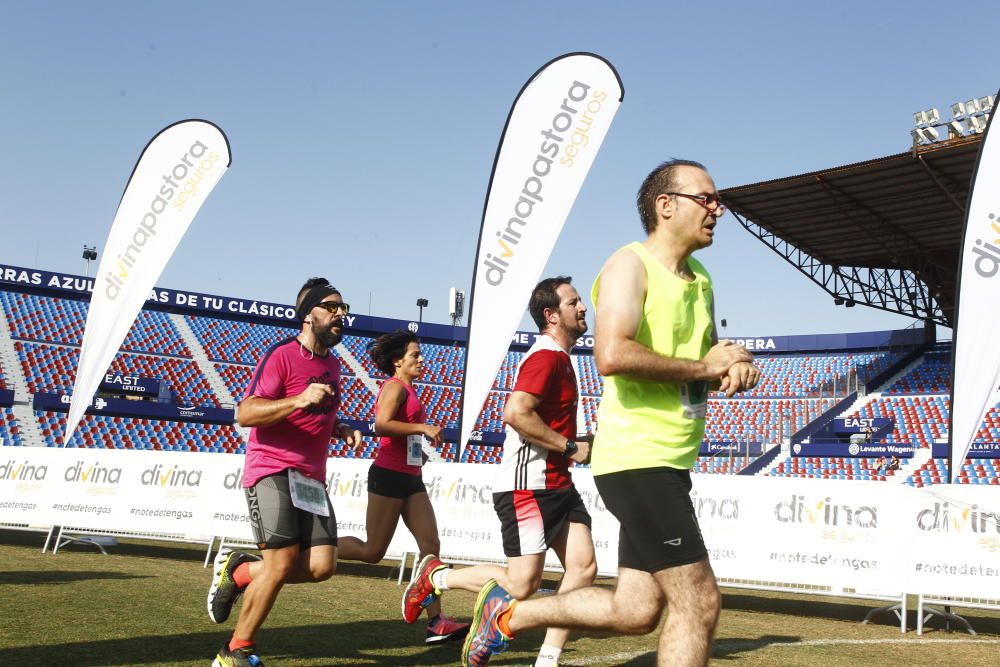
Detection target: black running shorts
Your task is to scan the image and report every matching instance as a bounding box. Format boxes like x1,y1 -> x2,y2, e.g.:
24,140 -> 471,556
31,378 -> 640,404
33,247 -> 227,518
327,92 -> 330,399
367,464 -> 427,499
493,487 -> 591,557
245,469 -> 337,550
594,467 -> 707,572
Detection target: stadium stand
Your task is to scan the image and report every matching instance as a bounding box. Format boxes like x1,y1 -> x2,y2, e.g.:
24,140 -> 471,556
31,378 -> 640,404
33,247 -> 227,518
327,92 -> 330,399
0,407 -> 21,447
185,315 -> 293,365
1,279 -> 996,485
705,397 -> 836,444
735,351 -> 896,397
14,341 -> 220,407
35,410 -> 244,453
1,292 -> 191,357
341,334 -> 385,379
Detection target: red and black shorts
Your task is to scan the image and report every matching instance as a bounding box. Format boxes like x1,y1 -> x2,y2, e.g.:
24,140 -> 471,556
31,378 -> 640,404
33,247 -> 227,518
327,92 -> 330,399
493,486 -> 591,557
595,466 -> 707,572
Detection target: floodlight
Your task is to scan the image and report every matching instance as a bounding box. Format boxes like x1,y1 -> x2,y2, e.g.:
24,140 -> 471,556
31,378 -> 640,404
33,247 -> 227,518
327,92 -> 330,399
966,116 -> 987,133
917,126 -> 939,142
947,120 -> 964,138
979,95 -> 995,112
833,297 -> 845,306
950,102 -> 966,118
845,299 -> 856,308
913,111 -> 926,126
965,99 -> 981,114
924,108 -> 940,124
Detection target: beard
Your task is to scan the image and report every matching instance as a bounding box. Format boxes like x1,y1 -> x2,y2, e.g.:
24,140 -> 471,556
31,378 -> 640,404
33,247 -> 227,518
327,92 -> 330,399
312,321 -> 343,349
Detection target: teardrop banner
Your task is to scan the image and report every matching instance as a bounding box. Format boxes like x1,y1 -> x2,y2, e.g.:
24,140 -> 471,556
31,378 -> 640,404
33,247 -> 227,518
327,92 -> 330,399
64,120 -> 231,445
949,88 -> 1000,482
457,53 -> 623,459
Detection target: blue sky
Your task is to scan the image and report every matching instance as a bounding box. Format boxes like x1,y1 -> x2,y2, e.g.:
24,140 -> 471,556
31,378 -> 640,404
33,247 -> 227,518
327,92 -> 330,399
1,1 -> 996,337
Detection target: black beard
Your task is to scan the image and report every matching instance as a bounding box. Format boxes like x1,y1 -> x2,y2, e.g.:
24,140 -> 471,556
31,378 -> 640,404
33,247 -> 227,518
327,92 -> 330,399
311,321 -> 343,349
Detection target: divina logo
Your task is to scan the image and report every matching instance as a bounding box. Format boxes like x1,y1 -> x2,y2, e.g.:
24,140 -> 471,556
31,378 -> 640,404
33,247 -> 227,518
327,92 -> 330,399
691,490 -> 740,520
774,494 -> 877,529
64,460 -> 122,484
483,80 -> 595,287
104,139 -> 222,301
970,212 -> 1000,278
916,501 -> 1000,534
140,463 -> 202,488
0,459 -> 48,481
223,466 -> 243,490
327,470 -> 367,498
424,475 -> 493,504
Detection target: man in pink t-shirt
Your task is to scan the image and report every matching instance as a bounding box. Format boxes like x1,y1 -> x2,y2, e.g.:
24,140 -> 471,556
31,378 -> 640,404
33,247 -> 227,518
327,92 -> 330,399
207,277 -> 363,667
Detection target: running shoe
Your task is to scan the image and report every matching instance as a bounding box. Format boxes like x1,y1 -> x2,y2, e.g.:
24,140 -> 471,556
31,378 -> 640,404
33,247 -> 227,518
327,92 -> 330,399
461,579 -> 513,666
425,613 -> 470,644
212,642 -> 264,667
401,553 -> 445,623
208,550 -> 260,624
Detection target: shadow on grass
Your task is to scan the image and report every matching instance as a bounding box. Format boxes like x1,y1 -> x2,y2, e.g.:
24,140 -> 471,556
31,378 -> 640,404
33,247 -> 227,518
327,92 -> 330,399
600,634 -> 803,665
0,570 -> 151,585
0,621 -> 466,666
722,592 -> 893,625
713,634 -> 802,660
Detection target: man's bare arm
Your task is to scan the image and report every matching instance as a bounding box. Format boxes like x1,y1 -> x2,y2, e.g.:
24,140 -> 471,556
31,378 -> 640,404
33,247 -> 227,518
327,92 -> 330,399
593,248 -> 751,382
237,383 -> 335,427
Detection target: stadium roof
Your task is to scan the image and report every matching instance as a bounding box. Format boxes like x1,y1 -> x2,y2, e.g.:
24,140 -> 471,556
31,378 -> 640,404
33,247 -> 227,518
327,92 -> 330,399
719,134 -> 984,328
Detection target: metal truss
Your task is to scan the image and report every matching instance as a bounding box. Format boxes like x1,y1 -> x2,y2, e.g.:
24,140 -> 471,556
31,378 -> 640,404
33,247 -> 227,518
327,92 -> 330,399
731,211 -> 948,326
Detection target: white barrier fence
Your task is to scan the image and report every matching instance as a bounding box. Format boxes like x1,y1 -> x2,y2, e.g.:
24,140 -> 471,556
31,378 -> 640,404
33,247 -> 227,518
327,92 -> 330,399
1,445 -> 997,605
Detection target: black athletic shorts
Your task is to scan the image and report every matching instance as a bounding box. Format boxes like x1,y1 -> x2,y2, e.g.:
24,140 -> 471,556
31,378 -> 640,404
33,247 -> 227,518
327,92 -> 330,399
493,487 -> 591,557
367,464 -> 427,499
245,469 -> 337,550
595,467 -> 707,572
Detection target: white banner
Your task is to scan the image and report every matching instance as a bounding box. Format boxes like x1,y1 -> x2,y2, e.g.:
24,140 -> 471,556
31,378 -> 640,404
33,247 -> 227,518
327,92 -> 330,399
902,485 -> 1000,598
458,53 -> 623,453
3,444 -> 995,600
951,91 -> 1000,480
65,120 -> 231,444
694,476 -> 907,594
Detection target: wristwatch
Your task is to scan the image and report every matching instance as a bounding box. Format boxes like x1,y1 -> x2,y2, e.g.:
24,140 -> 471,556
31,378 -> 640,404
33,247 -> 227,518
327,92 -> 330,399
564,439 -> 578,456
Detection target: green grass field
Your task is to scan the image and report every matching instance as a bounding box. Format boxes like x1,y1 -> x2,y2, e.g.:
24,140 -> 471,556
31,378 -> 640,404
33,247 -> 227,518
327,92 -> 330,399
1,530 -> 998,666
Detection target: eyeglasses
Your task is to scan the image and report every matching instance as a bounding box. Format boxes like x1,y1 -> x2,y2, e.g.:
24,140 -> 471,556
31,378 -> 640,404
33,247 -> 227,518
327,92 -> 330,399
315,301 -> 350,314
665,192 -> 726,215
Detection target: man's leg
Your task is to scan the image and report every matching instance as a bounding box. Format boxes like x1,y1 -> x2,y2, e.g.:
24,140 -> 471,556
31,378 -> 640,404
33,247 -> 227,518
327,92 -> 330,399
507,566 -> 664,636
231,543 -> 300,645
337,492 -> 405,563
284,543 -> 338,583
462,567 -> 665,666
444,553 -> 545,598
652,558 -> 720,667
536,521 -> 598,661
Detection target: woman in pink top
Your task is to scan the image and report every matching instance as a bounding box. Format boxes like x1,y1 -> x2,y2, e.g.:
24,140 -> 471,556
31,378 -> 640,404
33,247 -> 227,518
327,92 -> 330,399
337,330 -> 469,644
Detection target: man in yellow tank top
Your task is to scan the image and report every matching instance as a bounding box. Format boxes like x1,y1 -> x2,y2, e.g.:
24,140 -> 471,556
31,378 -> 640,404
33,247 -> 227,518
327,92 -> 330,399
464,161 -> 761,667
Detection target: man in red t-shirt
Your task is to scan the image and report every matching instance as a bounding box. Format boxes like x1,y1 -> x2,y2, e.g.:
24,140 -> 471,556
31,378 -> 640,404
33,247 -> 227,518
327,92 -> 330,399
402,276 -> 595,667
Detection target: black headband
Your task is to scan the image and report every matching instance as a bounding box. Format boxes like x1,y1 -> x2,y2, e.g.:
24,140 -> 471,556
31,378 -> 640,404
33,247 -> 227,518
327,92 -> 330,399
296,284 -> 341,322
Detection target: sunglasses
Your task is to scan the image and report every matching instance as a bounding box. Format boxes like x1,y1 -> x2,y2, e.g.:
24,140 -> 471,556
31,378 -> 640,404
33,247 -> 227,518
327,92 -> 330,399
315,301 -> 350,314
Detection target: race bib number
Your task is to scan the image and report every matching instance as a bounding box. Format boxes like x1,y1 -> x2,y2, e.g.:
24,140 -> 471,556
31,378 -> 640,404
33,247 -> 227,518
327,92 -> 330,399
288,469 -> 330,516
680,381 -> 708,420
406,434 -> 426,467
